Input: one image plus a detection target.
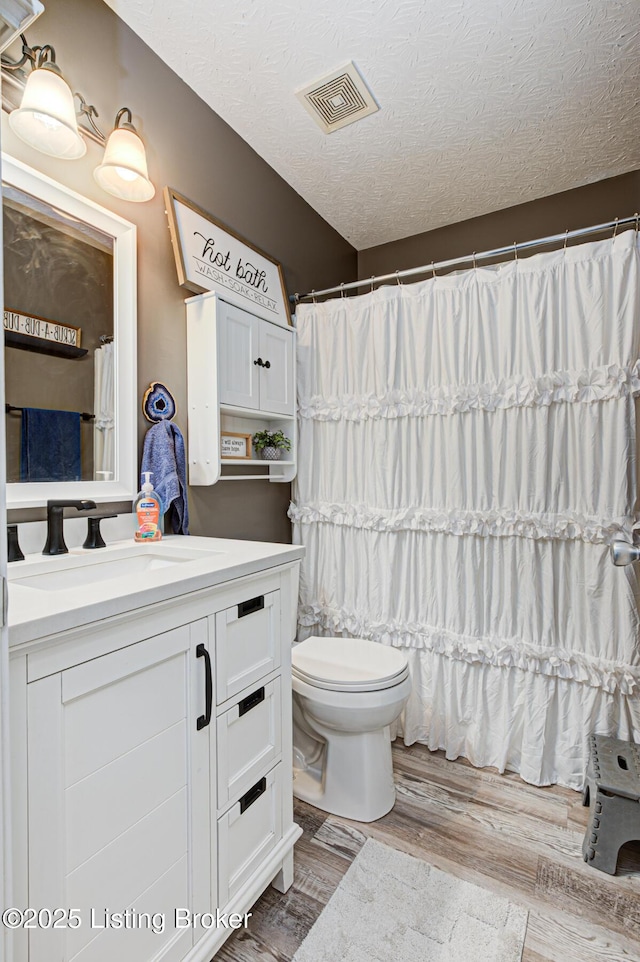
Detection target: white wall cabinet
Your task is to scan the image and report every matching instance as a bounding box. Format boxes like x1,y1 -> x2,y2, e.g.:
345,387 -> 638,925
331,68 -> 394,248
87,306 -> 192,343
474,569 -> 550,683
186,292 -> 296,485
218,301 -> 293,416
9,558 -> 301,962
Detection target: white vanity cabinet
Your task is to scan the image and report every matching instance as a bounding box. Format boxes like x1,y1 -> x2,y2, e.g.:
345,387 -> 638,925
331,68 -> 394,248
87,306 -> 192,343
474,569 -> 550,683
186,292 -> 296,486
9,542 -> 302,962
26,624 -> 209,962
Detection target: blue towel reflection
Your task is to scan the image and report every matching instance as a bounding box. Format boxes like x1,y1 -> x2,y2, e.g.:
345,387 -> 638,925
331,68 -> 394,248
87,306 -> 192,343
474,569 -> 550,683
20,407 -> 81,482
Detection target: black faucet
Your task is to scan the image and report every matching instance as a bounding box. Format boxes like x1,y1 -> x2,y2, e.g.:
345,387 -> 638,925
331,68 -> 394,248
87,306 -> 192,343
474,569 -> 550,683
7,524 -> 24,562
43,500 -> 97,556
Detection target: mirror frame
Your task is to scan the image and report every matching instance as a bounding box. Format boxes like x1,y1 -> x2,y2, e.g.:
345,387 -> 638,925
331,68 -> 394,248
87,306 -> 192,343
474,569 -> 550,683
2,154 -> 137,509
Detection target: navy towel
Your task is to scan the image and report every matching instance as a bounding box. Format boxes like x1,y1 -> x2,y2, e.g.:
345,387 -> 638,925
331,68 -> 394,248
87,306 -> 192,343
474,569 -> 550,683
140,420 -> 189,535
20,408 -> 81,482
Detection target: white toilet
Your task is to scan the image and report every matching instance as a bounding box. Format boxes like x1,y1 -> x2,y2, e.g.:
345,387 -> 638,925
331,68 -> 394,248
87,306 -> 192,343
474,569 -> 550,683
291,636 -> 411,822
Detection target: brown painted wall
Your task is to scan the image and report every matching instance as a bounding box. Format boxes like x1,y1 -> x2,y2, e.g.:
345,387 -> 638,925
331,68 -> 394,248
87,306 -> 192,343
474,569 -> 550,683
3,0 -> 357,540
358,171 -> 640,279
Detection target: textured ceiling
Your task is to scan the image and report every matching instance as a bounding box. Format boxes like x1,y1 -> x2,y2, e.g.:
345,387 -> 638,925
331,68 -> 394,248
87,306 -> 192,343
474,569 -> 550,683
103,0 -> 640,250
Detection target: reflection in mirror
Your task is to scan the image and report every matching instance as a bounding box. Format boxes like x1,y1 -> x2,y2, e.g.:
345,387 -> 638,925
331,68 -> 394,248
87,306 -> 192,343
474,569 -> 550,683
3,185 -> 114,482
2,155 -> 137,509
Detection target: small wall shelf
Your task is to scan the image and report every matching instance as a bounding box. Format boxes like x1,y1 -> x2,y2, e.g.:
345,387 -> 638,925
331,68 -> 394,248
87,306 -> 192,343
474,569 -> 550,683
5,331 -> 88,358
186,291 -> 297,485
221,458 -> 295,467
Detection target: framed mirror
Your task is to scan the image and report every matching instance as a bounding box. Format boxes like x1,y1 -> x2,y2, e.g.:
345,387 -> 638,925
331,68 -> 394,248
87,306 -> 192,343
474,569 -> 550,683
2,154 -> 136,508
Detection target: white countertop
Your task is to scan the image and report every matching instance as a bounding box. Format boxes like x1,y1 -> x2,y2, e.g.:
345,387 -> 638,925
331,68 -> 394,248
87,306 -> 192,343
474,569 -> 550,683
8,535 -> 304,647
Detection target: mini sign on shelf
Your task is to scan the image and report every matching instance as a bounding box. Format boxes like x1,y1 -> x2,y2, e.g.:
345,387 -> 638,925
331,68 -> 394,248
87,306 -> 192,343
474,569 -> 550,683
164,188 -> 291,327
4,309 -> 81,347
220,432 -> 252,460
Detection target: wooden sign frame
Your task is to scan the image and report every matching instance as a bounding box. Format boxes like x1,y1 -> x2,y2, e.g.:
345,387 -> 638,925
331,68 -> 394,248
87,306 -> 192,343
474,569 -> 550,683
220,432 -> 252,460
164,188 -> 292,327
4,308 -> 81,347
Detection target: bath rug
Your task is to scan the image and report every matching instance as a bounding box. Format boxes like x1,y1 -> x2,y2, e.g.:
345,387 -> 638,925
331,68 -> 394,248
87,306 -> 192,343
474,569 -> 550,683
292,838 -> 527,962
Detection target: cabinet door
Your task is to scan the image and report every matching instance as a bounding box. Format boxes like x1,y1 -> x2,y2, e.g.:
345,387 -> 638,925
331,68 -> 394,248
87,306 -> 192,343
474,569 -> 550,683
259,321 -> 294,416
218,302 -> 260,410
27,623 -> 212,962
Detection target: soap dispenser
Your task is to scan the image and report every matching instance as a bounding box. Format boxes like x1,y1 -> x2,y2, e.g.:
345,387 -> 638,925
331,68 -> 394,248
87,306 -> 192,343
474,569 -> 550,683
134,472 -> 162,542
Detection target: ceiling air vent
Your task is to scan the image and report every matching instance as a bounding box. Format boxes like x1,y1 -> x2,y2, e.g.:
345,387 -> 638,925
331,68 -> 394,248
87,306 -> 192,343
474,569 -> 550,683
296,61 -> 379,134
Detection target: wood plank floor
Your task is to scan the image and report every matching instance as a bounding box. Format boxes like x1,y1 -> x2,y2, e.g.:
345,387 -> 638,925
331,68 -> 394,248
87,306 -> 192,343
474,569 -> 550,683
216,743 -> 640,962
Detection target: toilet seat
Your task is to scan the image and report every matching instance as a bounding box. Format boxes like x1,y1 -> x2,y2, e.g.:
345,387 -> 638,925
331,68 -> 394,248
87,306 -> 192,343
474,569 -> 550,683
292,636 -> 409,693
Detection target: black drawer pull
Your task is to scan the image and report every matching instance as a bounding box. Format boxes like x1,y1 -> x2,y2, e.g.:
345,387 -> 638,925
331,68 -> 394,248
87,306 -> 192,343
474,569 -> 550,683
238,595 -> 264,618
196,643 -> 213,731
238,686 -> 265,717
240,777 -> 267,814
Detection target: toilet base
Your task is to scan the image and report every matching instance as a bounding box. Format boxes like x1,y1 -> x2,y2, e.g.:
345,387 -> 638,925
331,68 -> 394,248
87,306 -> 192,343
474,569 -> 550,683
293,724 -> 396,822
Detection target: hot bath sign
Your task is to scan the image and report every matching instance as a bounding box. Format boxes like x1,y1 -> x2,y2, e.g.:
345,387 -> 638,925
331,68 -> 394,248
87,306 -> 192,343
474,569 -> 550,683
165,188 -> 291,326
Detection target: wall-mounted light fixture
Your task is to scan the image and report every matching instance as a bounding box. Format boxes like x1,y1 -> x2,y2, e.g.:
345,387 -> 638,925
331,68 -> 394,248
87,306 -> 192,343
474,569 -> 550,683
1,33 -> 155,202
8,43 -> 85,158
94,107 -> 154,202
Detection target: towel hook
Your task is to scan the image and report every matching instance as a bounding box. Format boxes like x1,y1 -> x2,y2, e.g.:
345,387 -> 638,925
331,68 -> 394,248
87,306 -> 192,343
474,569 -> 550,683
612,217 -> 619,239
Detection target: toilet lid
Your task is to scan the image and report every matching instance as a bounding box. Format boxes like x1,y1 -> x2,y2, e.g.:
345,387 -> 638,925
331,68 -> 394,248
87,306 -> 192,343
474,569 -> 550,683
292,636 -> 408,692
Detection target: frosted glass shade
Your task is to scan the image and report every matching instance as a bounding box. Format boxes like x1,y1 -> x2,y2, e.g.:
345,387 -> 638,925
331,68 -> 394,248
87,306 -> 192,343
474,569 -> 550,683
94,126 -> 155,202
9,66 -> 86,159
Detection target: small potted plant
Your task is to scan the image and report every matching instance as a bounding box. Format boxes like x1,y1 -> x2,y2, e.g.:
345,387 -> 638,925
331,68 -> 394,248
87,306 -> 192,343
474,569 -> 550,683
252,429 -> 292,461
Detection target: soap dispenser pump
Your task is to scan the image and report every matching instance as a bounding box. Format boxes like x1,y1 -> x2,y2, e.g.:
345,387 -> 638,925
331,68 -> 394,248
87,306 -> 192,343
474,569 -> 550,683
134,471 -> 162,542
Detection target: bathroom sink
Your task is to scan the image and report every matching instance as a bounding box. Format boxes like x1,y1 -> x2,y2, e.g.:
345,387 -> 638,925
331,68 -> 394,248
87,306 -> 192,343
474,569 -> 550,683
10,544 -> 223,592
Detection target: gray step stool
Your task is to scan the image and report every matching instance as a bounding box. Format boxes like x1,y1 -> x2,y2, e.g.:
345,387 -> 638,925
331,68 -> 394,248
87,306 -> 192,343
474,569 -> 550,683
582,734 -> 640,875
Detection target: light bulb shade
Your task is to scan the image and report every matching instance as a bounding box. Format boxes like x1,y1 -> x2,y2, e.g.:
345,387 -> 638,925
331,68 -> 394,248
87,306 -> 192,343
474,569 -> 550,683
9,66 -> 86,159
94,126 -> 155,202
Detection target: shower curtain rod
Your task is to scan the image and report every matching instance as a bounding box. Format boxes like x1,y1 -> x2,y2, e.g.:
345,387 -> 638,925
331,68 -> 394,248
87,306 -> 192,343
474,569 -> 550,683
291,214 -> 639,304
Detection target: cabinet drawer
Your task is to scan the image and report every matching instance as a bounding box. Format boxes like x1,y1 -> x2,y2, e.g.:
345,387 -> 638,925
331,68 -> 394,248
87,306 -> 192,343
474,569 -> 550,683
218,764 -> 282,905
214,590 -> 281,703
216,677 -> 282,811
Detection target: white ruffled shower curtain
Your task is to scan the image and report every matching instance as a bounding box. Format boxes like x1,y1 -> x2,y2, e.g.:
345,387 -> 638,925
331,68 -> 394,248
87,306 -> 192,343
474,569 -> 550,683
290,230 -> 640,789
93,341 -> 115,479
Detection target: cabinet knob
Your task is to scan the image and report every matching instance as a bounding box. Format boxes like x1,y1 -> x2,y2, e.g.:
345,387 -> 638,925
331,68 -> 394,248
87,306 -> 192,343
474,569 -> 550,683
254,357 -> 263,367
264,360 -> 271,369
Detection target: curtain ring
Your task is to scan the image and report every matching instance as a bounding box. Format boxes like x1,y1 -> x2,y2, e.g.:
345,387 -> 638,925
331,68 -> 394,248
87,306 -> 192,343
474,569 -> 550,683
370,275 -> 375,293
513,241 -> 518,262
563,229 -> 569,250
472,251 -> 477,269
431,261 -> 436,278
395,270 -> 402,286
340,282 -> 345,298
612,217 -> 619,239
635,212 -> 639,233
311,289 -> 317,304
